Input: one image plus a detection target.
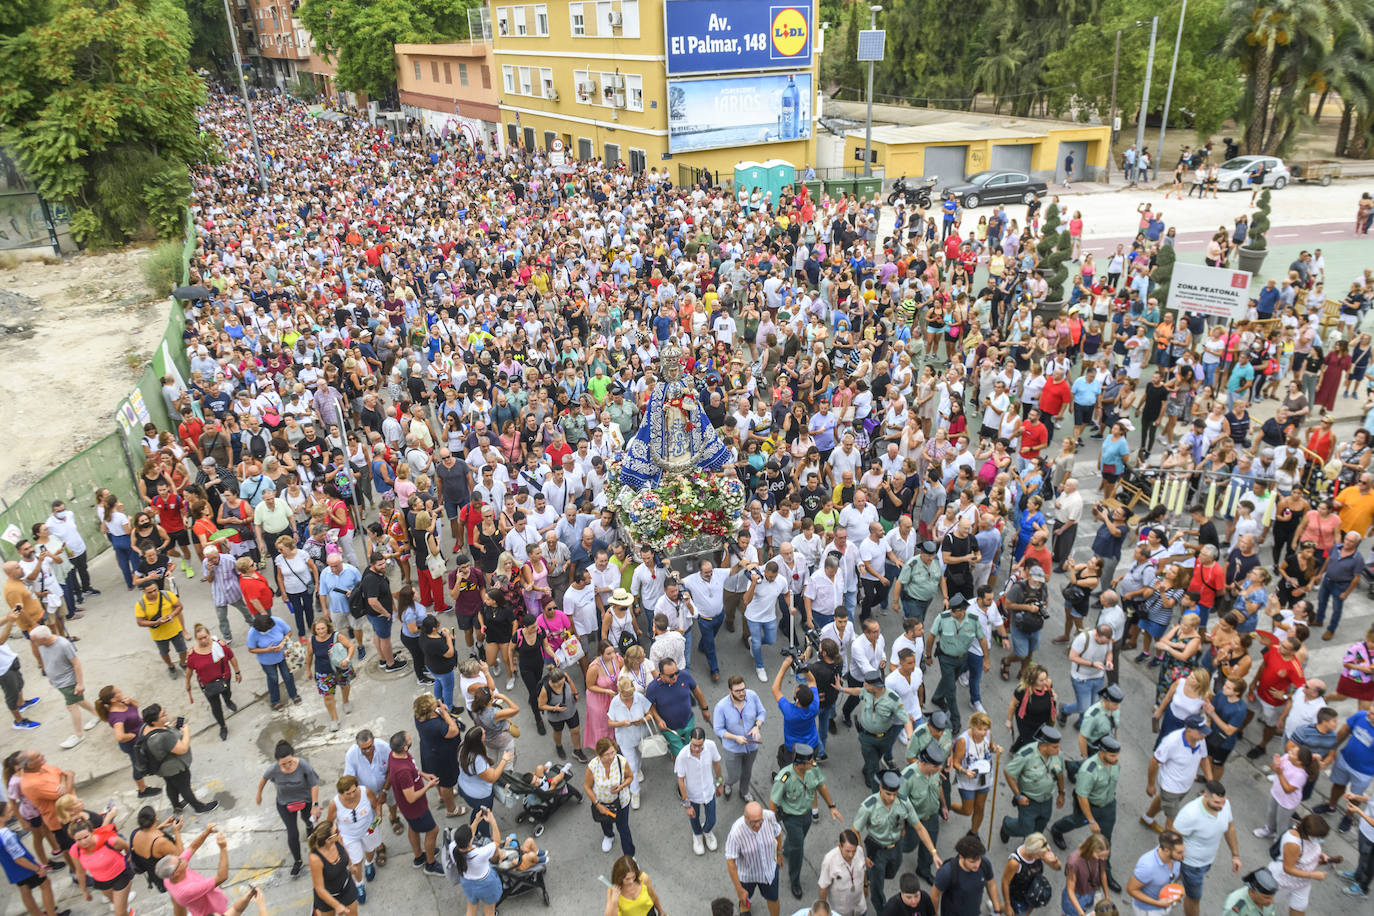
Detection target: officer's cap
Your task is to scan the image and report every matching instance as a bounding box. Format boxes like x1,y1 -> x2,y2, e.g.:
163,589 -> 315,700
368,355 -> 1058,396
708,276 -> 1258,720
1036,725 -> 1063,744
879,770 -> 903,791
918,743 -> 948,766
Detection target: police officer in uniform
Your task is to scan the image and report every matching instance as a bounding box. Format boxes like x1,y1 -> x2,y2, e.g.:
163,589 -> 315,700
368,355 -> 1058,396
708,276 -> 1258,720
899,741 -> 948,884
999,725 -> 1065,845
906,709 -> 954,764
1068,684 -> 1123,780
1050,735 -> 1122,892
925,593 -> 988,732
1222,869 -> 1278,916
854,769 -> 939,913
769,743 -> 843,900
856,670 -> 907,791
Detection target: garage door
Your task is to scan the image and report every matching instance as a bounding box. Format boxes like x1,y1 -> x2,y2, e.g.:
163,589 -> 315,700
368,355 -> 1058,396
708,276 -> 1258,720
922,146 -> 967,187
991,144 -> 1033,173
1057,140 -> 1090,182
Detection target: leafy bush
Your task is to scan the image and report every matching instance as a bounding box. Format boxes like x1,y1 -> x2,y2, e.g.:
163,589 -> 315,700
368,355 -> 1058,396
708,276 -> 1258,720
1153,244 -> 1177,306
1246,189 -> 1271,250
143,241 -> 184,298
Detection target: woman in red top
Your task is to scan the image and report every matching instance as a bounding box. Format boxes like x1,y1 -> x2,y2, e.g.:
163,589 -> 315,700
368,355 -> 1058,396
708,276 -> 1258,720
1305,417 -> 1335,464
69,817 -> 135,916
237,557 -> 275,615
184,623 -> 242,741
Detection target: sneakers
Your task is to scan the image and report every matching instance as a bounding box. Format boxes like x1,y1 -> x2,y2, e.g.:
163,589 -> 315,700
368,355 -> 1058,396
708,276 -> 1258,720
384,660 -> 409,673
412,855 -> 427,869
344,701 -> 353,714
631,792 -> 641,810
1312,804 -> 1337,815
83,718 -> 98,731
330,721 -> 340,732
137,787 -> 162,798
193,801 -> 219,814
364,863 -> 376,882
225,698 -> 239,714
422,861 -> 444,877
1343,884 -> 1369,899
59,734 -> 84,749
12,719 -> 39,730
755,667 -> 767,682
291,860 -> 304,878
1339,815 -> 1354,833
18,696 -> 39,711
356,883 -> 367,904
972,702 -> 987,714
504,676 -> 515,690
1245,746 -> 1267,761
693,834 -> 705,855
704,831 -> 718,851
958,672 -> 970,687
1252,826 -> 1273,838
601,836 -> 614,853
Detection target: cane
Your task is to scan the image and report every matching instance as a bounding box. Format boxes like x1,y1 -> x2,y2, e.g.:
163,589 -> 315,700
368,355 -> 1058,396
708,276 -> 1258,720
985,747 -> 1004,850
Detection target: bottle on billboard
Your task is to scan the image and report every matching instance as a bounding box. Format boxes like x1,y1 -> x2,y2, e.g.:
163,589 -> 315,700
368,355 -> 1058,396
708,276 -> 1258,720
780,76 -> 800,140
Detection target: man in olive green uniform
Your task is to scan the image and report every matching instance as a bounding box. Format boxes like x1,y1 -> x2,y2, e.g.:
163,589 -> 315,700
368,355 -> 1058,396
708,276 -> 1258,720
899,741 -> 948,884
895,540 -> 943,619
1222,869 -> 1278,916
1051,735 -> 1123,890
906,709 -> 954,764
1067,684 -> 1123,780
769,744 -> 843,900
999,725 -> 1066,845
855,769 -> 938,913
856,670 -> 907,791
925,594 -> 988,732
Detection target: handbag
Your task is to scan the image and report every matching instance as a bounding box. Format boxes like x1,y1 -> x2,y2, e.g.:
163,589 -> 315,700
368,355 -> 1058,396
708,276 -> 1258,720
591,757 -> 625,825
425,535 -> 447,579
638,719 -> 669,759
202,652 -> 231,698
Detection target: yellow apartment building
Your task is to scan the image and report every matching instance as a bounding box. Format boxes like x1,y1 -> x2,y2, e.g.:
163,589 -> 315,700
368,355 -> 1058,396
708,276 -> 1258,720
490,0 -> 820,179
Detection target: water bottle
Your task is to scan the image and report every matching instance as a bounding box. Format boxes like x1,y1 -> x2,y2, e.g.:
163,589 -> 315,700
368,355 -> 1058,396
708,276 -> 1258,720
780,77 -> 800,141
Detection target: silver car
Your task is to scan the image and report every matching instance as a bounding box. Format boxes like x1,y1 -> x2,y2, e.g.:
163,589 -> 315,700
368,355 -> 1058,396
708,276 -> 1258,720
1215,156 -> 1291,192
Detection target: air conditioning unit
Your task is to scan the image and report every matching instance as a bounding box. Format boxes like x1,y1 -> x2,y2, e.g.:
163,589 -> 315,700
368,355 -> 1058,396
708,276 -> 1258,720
612,89 -> 626,107
544,88 -> 559,100
576,80 -> 597,99
607,10 -> 623,26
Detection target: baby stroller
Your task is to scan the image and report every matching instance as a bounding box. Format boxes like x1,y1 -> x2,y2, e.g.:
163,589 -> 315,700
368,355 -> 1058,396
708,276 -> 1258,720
498,859 -> 550,906
495,762 -> 582,837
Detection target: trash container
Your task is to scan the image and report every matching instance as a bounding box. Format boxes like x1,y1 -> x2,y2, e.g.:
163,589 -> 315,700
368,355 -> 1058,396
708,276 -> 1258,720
802,179 -> 824,200
824,177 -> 856,199
853,177 -> 883,200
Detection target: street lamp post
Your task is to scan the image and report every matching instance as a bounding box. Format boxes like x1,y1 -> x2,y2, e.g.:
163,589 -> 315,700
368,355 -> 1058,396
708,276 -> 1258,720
1156,0 -> 1188,179
1133,16 -> 1158,185
220,0 -> 270,192
862,4 -> 881,179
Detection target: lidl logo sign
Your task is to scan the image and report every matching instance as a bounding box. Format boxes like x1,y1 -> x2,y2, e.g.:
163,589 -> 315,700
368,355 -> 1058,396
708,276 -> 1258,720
770,6 -> 808,58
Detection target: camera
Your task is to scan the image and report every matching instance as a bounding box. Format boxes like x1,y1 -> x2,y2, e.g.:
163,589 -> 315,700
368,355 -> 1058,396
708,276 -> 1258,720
780,626 -> 821,662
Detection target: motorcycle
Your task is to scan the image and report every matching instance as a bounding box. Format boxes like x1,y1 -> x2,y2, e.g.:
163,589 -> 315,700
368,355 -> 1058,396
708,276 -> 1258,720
886,175 -> 937,209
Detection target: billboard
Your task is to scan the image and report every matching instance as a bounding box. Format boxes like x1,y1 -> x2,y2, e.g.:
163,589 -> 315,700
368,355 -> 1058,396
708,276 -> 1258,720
665,0 -> 813,75
668,73 -> 812,153
1169,263 -> 1252,319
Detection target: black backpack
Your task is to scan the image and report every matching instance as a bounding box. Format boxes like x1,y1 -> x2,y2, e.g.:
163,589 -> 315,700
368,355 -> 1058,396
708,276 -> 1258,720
131,727 -> 167,776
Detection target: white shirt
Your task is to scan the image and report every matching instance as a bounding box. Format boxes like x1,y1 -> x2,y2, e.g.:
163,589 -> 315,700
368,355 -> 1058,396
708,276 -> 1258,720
590,564 -> 620,606
563,582 -> 599,636
1153,728 -> 1208,793
343,742 -> 391,796
649,630 -> 687,673
890,633 -> 926,669
45,511 -> 86,557
682,571 -> 725,619
745,574 -> 788,624
1282,691 -> 1327,741
791,532 -> 825,571
857,536 -> 886,581
831,541 -> 861,591
849,635 -> 886,679
969,600 -> 1004,657
631,563 -> 668,611
883,528 -> 917,566
1172,796 -> 1234,867
1069,630 -> 1113,681
804,570 -> 844,619
838,503 -> 879,544
503,525 -> 538,562
655,594 -> 697,632
819,621 -> 855,677
674,740 -> 722,803
1055,490 -> 1084,526
885,668 -> 924,731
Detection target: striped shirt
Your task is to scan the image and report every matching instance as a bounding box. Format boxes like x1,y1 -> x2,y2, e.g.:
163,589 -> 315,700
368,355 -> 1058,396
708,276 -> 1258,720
724,811 -> 782,884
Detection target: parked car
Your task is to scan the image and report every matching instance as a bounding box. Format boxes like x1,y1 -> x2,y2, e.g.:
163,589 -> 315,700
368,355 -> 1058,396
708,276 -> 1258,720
1215,156 -> 1291,192
943,171 -> 1047,209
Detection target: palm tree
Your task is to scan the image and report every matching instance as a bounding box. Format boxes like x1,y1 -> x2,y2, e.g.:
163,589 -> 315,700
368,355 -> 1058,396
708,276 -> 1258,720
973,43 -> 1028,114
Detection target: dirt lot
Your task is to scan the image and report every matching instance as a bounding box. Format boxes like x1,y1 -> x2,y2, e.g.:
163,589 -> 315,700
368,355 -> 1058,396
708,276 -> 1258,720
0,247 -> 167,502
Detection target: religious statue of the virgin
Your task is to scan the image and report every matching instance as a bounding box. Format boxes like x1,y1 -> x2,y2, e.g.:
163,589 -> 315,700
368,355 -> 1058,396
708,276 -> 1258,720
618,339 -> 731,489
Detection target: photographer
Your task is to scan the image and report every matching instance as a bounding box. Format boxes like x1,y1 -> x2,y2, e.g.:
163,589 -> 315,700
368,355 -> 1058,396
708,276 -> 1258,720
771,649 -> 820,769
1001,567 -> 1049,683
809,638 -> 847,761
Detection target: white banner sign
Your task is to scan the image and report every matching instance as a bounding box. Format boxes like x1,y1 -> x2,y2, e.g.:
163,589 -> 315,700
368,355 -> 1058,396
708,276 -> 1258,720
1170,262 -> 1252,319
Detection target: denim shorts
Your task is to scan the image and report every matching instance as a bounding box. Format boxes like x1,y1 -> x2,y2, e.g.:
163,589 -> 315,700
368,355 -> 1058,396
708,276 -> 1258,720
1179,861 -> 1210,900
1010,627 -> 1041,657
460,866 -> 503,904
1331,756 -> 1374,794
367,614 -> 393,639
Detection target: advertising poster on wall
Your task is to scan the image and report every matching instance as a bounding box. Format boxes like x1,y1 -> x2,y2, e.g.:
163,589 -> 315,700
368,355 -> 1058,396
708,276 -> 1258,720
665,0 -> 813,74
667,72 -> 812,153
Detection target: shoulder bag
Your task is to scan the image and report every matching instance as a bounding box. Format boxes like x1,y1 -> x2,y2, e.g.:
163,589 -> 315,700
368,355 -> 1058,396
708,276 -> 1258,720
591,757 -> 624,825
202,651 -> 231,699
638,718 -> 668,759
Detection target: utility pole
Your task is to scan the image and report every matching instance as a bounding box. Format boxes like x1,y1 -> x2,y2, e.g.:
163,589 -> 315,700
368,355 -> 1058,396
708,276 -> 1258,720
1107,28 -> 1120,183
221,0 -> 270,192
862,4 -> 882,178
1134,16 -> 1158,183
1157,0 -> 1188,179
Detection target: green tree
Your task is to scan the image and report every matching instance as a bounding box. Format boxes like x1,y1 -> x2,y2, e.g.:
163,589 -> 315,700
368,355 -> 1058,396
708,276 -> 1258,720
180,0 -> 232,72
879,0 -> 981,105
975,0 -> 1098,115
299,0 -> 477,99
1041,0 -> 1239,137
1223,0 -> 1371,154
0,0 -> 209,247
1153,244 -> 1176,306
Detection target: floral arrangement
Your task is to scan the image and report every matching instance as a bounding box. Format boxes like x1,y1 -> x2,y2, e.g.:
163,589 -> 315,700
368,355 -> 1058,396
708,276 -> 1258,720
607,461 -> 746,554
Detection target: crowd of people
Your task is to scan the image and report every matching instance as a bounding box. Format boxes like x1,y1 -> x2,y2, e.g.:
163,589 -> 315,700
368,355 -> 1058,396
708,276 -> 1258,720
5,86 -> 1374,916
